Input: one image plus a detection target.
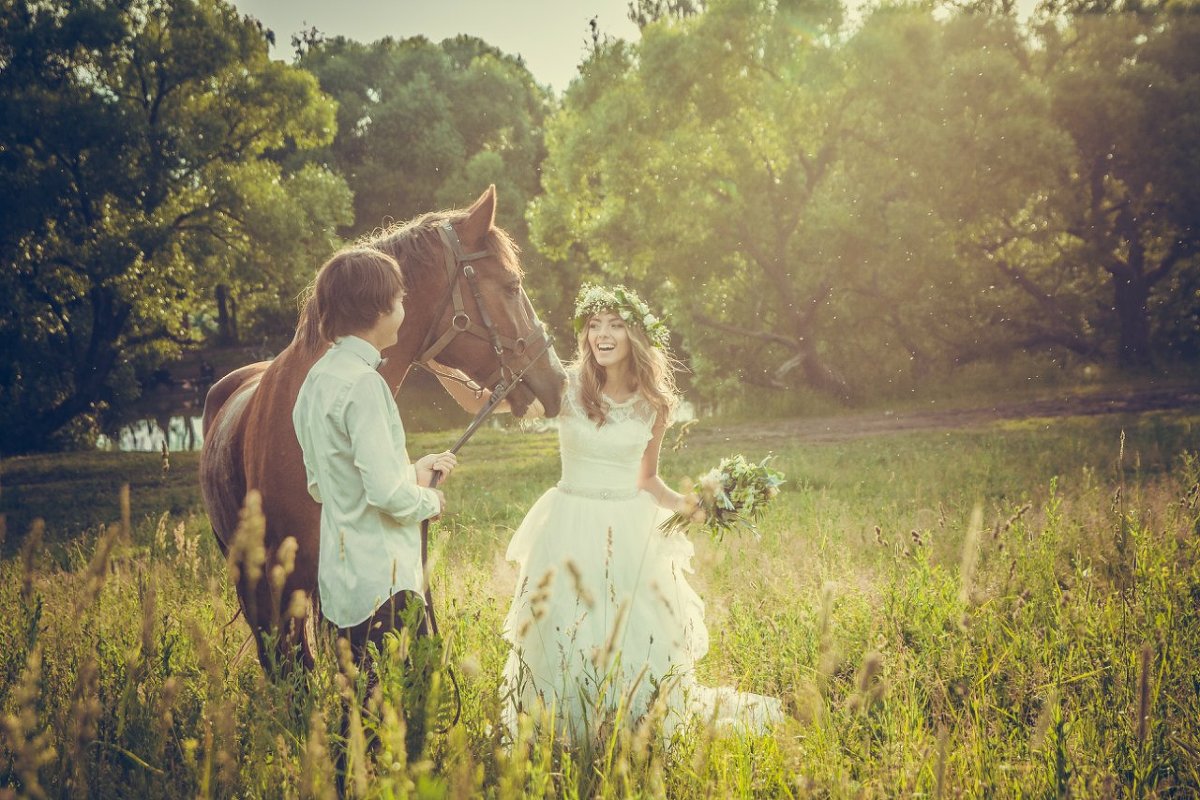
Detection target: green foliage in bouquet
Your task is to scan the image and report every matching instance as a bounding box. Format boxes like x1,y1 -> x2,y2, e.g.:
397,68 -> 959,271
660,455 -> 785,540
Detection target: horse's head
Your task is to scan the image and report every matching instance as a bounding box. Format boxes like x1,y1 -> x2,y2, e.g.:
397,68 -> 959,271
380,186 -> 565,418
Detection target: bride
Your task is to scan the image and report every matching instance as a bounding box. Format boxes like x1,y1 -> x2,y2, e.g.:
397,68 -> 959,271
499,284 -> 781,743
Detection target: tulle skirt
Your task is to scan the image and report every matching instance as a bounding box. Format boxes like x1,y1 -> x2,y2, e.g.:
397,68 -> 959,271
500,486 -> 782,742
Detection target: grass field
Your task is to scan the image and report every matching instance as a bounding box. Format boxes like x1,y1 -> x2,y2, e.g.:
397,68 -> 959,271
2,409 -> 1199,797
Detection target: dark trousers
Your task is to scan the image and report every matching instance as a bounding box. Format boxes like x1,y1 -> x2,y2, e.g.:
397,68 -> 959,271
335,590 -> 430,785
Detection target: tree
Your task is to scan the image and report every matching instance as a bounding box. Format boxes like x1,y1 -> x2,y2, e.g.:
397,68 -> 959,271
294,34 -> 550,241
532,0 -> 855,397
192,161 -> 351,347
0,0 -> 345,452
533,0 -> 1199,401
1036,5 -> 1200,366
833,7 -> 1089,373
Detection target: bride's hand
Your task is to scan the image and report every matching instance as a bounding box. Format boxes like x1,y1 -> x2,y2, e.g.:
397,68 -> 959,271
677,492 -> 706,522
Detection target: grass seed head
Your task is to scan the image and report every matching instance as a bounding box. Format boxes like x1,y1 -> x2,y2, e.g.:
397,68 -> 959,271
277,535 -> 299,576
120,482 -> 131,541
958,505 -> 983,605
229,489 -> 267,588
139,570 -> 158,659
564,559 -> 594,609
287,589 -> 310,620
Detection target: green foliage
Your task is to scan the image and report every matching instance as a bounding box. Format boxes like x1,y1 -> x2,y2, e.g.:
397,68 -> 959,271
1036,8 -> 1200,365
294,34 -> 550,242
0,0 -> 349,453
2,412 -> 1199,796
531,0 -> 1200,404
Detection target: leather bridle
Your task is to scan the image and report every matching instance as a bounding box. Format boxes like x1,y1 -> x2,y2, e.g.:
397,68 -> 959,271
412,220 -> 552,397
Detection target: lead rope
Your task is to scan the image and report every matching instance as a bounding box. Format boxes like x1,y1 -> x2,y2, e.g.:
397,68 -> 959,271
417,334 -> 554,732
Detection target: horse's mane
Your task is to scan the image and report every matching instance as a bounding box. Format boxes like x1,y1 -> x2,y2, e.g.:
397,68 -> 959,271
368,208 -> 523,284
293,207 -> 521,354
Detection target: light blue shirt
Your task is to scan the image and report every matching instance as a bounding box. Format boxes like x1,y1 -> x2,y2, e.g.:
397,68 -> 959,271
292,335 -> 441,627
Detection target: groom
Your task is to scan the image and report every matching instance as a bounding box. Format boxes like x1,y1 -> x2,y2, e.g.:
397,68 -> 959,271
292,246 -> 457,771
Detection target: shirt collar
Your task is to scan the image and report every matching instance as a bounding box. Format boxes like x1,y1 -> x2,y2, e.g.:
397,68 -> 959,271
334,335 -> 383,369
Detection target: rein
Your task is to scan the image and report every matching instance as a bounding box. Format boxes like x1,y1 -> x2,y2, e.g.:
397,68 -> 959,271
404,220 -> 554,730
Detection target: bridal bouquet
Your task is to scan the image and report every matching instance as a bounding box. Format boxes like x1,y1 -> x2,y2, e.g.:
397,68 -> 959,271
660,455 -> 785,541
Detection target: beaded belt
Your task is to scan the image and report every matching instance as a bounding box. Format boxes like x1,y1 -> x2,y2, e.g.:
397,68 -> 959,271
556,482 -> 639,501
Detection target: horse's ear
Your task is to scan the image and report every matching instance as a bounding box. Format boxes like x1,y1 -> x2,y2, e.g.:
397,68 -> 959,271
460,184 -> 497,249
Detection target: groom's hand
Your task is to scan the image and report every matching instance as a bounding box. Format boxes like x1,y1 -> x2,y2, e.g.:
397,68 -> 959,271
416,451 -> 457,487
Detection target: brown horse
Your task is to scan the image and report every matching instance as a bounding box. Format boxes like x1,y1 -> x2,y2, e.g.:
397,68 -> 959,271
200,186 -> 565,671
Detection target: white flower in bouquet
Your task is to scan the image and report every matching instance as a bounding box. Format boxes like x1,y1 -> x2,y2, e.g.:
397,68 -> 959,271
661,455 -> 785,541
698,469 -> 722,496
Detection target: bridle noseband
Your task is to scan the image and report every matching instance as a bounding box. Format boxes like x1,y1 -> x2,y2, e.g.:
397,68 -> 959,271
413,221 -> 550,396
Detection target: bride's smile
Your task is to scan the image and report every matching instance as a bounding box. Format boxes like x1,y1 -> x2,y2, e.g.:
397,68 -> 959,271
587,311 -> 631,369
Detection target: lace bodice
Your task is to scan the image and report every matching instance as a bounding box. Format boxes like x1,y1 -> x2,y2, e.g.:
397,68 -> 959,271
557,370 -> 656,498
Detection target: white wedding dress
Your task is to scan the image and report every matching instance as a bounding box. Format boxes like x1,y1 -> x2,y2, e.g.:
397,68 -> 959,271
500,371 -> 781,742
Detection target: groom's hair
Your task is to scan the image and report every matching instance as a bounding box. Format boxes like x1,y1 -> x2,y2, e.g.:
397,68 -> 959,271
312,247 -> 406,343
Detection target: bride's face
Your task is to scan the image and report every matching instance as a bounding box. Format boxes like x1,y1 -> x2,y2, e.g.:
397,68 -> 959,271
587,311 -> 631,369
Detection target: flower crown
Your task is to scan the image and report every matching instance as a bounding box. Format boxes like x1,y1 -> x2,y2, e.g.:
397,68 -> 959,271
572,283 -> 670,349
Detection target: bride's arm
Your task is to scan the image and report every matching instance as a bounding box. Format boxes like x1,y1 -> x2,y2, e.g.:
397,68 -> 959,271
638,414 -> 688,512
432,362 -> 511,415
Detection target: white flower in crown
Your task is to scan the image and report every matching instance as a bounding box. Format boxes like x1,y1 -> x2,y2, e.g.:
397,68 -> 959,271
573,282 -> 670,348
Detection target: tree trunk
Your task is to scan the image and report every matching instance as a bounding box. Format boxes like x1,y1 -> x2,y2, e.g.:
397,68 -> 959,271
230,295 -> 239,345
216,283 -> 237,346
1112,273 -> 1152,368
793,337 -> 851,400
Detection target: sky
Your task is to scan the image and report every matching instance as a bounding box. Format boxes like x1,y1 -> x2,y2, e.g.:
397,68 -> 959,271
228,0 -> 643,93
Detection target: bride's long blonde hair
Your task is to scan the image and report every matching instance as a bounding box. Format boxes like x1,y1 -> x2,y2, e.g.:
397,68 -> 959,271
573,318 -> 679,426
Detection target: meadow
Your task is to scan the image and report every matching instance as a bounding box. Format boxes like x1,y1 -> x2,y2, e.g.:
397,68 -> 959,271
2,409 -> 1199,798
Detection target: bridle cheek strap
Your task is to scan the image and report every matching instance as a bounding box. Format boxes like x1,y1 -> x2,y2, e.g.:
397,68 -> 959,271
413,221 -> 549,393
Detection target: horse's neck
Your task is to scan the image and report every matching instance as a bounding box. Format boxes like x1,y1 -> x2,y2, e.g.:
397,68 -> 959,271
379,261 -> 441,391
379,325 -> 423,391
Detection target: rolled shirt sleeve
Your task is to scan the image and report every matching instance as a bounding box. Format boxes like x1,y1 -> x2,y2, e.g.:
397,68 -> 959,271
344,372 -> 441,527
302,453 -> 323,503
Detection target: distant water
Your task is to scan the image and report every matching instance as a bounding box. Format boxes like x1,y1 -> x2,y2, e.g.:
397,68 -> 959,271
98,416 -> 204,452
100,390 -> 696,453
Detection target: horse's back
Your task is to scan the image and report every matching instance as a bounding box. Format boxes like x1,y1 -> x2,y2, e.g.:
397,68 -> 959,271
202,363 -> 270,434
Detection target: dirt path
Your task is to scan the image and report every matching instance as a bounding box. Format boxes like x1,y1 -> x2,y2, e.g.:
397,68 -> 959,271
695,385 -> 1200,444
